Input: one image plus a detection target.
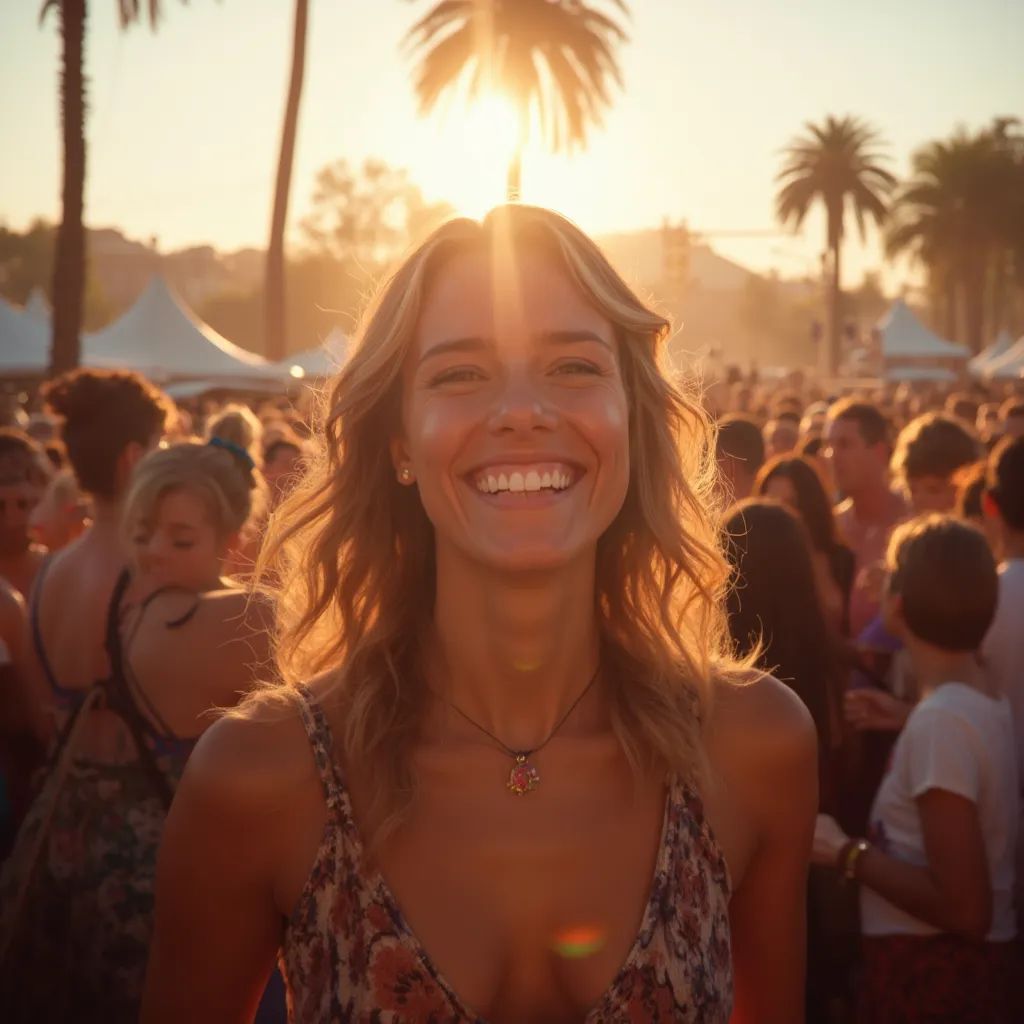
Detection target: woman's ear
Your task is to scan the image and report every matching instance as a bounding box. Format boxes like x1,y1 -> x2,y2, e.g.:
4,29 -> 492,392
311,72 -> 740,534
390,437 -> 415,485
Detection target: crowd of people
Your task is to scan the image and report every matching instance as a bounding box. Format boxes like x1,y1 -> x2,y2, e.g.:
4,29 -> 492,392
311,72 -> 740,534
0,203 -> 1022,1022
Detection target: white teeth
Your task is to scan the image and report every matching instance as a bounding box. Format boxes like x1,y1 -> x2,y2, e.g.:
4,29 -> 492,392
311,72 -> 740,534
474,466 -> 576,493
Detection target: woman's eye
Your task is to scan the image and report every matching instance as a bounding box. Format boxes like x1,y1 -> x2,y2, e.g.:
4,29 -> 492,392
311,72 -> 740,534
429,367 -> 484,386
552,360 -> 602,376
172,541 -> 195,551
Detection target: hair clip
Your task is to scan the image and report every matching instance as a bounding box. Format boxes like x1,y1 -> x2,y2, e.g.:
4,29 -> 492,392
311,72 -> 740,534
207,436 -> 256,471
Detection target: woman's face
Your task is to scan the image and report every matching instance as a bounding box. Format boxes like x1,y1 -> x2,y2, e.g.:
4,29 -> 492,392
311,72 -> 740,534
130,486 -> 227,592
0,479 -> 43,555
395,246 -> 630,573
764,475 -> 799,512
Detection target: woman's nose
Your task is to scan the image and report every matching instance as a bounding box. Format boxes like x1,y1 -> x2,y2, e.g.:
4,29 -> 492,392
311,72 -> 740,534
487,375 -> 558,434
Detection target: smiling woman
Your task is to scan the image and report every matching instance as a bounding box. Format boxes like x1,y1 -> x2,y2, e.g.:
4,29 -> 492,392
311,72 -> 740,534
142,205 -> 816,1024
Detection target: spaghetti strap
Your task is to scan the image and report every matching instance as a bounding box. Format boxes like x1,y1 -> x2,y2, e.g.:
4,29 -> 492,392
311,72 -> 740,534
28,555 -> 61,692
292,683 -> 345,812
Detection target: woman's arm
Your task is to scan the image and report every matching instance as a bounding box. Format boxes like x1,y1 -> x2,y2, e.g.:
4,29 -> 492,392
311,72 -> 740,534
142,716 -> 287,1023
723,676 -> 819,1024
814,788 -> 992,939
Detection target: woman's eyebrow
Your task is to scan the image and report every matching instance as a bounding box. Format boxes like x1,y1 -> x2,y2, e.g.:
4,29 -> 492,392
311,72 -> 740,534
166,522 -> 200,534
418,328 -> 613,365
418,336 -> 489,365
539,329 -> 613,351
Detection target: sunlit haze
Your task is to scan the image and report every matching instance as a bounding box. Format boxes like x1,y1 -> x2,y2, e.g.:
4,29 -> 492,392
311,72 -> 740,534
2,0 -> 1021,286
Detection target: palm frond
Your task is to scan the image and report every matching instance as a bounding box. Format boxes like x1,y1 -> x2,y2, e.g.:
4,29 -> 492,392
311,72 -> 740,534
405,0 -> 629,168
411,22 -> 477,113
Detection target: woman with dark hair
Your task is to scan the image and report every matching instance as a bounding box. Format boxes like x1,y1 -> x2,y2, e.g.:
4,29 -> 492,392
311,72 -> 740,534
723,498 -> 852,1022
755,454 -> 855,635
723,499 -> 840,768
19,369 -> 173,742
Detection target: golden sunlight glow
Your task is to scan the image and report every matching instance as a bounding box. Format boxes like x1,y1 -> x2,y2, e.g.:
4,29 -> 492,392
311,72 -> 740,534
441,92 -> 520,220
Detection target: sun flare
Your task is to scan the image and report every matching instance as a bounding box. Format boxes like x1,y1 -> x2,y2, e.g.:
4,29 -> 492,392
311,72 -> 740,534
440,92 -> 521,220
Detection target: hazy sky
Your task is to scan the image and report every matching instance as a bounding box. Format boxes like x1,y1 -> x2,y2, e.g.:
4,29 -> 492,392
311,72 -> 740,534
2,0 -> 1021,286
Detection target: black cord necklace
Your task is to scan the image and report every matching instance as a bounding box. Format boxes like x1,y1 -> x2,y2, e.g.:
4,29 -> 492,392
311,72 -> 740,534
442,664 -> 602,796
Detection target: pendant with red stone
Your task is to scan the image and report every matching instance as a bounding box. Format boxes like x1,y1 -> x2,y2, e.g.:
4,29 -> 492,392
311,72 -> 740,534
507,754 -> 540,795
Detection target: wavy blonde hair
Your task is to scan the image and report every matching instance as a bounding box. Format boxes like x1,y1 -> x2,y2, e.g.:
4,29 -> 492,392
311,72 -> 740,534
124,440 -> 264,543
253,205 -> 741,838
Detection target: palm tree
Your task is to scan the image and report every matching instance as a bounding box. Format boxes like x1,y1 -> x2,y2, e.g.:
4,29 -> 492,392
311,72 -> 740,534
776,115 -> 896,376
41,0 -> 173,375
405,0 -> 629,202
887,123 -> 1023,351
263,0 -> 309,363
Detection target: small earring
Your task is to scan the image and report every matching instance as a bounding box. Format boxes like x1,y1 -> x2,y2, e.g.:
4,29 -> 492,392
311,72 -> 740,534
399,466 -> 413,483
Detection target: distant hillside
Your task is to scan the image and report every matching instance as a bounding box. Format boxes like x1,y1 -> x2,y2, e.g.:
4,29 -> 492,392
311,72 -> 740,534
597,228 -> 757,293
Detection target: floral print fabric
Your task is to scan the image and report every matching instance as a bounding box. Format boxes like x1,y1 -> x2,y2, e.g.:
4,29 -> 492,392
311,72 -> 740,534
0,729 -> 192,1023
281,684 -> 733,1023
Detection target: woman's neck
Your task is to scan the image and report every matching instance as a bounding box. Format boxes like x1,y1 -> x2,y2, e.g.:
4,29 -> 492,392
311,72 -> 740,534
428,548 -> 604,753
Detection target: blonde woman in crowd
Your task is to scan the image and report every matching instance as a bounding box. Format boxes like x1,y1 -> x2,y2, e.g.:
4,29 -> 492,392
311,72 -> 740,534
206,404 -> 267,579
145,205 -> 816,1023
0,438 -> 272,1023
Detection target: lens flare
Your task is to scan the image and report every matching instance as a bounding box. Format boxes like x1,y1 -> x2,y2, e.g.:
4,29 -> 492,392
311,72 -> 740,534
552,924 -> 606,960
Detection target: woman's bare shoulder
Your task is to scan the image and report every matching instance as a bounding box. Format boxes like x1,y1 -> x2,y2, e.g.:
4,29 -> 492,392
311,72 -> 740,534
182,688 -> 321,809
707,670 -> 817,791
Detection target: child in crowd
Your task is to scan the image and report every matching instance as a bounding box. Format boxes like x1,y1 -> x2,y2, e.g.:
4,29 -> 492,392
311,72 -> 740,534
814,516 -> 1019,1023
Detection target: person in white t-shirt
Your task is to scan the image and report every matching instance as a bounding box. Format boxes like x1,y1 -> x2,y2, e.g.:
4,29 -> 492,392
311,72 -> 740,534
813,515 -> 1020,1023
982,434 -> 1024,934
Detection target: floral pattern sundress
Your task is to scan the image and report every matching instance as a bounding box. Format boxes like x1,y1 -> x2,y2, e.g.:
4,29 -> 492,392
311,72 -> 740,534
281,683 -> 734,1022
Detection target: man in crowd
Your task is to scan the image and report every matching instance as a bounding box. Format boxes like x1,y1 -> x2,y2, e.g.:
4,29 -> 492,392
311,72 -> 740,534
715,413 -> 765,504
763,414 -> 800,460
825,399 -> 908,636
890,412 -> 980,516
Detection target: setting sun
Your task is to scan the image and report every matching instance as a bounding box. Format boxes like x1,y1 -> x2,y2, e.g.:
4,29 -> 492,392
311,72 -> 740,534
439,92 -> 521,219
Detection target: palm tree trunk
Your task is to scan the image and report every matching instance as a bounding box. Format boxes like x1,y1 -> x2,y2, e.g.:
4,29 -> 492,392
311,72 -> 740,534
506,102 -> 529,203
51,0 -> 87,376
264,0 -> 309,362
827,236 -> 843,380
964,258 -> 986,354
506,150 -> 522,202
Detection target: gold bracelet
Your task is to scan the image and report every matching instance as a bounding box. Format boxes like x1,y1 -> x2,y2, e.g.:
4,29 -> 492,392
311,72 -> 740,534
842,838 -> 870,883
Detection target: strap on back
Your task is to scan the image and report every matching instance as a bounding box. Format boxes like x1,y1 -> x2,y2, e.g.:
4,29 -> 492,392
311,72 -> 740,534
28,554 -> 61,691
102,570 -> 175,809
293,682 -> 345,811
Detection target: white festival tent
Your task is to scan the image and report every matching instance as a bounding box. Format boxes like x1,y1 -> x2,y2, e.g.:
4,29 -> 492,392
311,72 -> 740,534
885,365 -> 958,383
969,328 -> 1015,375
23,287 -> 51,324
877,299 -> 970,363
0,296 -> 50,374
275,326 -> 349,380
84,274 -> 282,385
983,336 -> 1024,380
